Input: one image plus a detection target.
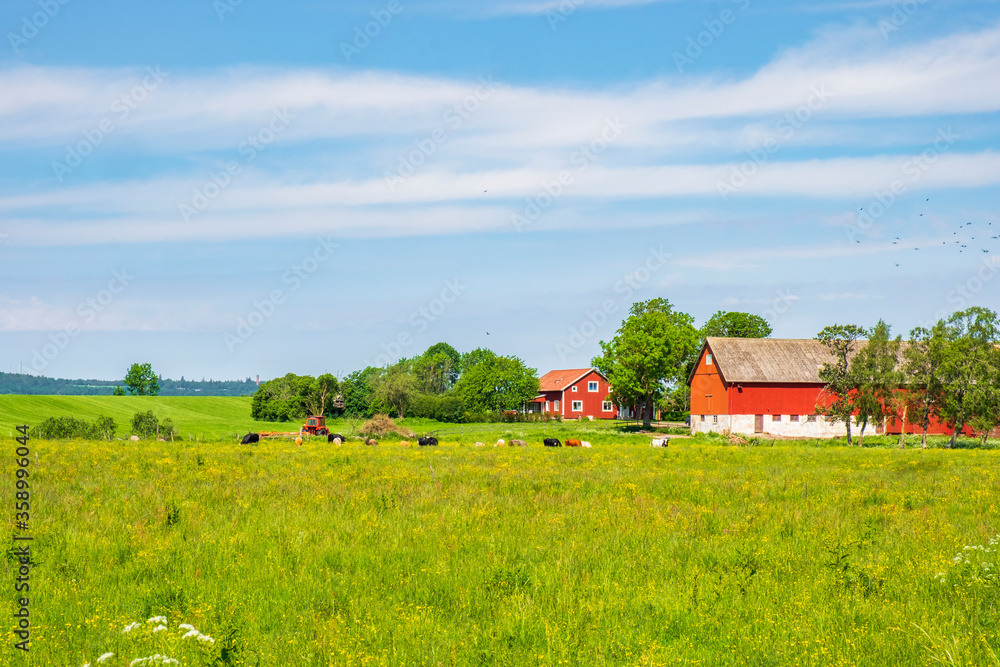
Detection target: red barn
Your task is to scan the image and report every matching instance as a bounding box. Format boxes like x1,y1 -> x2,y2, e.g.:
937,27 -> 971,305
687,337 -> 984,438
528,368 -> 617,419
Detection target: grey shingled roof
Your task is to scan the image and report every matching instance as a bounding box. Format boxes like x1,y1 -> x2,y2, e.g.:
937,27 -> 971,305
703,337 -> 861,384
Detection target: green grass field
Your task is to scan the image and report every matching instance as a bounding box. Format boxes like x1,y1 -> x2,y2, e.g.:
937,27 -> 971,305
2,431 -> 999,666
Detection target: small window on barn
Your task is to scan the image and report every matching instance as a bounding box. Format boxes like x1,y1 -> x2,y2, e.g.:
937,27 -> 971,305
602,401 -> 613,412
571,386 -> 577,392
701,415 -> 706,422
572,400 -> 583,412
807,415 -> 817,422
712,415 -> 718,424
588,381 -> 599,392
790,415 -> 800,422
772,414 -> 782,422
706,353 -> 713,366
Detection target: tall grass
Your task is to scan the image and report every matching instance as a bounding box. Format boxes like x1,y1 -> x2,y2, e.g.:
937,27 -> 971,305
2,437 -> 998,665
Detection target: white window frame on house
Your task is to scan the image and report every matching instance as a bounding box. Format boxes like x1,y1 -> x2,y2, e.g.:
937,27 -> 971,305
706,353 -> 713,366
712,415 -> 718,424
588,381 -> 599,392
571,386 -> 577,392
545,401 -> 550,412
554,400 -> 560,411
602,401 -> 613,412
571,400 -> 583,412
807,415 -> 817,422
790,415 -> 800,422
772,414 -> 782,422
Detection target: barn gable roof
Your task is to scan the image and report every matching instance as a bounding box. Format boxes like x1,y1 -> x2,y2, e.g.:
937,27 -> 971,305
693,337 -> 864,385
538,368 -> 603,392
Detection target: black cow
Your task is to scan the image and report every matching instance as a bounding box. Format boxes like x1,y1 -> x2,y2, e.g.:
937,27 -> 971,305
328,433 -> 345,443
418,436 -> 439,446
240,433 -> 260,445
543,438 -> 561,447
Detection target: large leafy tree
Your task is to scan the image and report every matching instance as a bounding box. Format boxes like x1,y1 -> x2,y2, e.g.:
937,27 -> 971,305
701,311 -> 773,339
849,320 -> 902,447
937,307 -> 1000,448
816,324 -> 867,445
903,323 -> 949,448
413,342 -> 461,394
593,298 -> 699,429
454,348 -> 539,413
250,373 -> 315,422
124,363 -> 160,396
306,373 -> 340,416
340,367 -> 381,418
371,360 -> 418,419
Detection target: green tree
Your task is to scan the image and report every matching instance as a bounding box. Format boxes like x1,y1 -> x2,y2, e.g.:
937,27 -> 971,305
306,373 -> 340,416
701,311 -> 773,339
816,324 -> 867,445
413,342 -> 461,394
340,367 -> 381,418
371,361 -> 418,419
250,373 -> 315,422
92,415 -> 117,441
937,307 -> 1000,448
903,323 -> 949,448
111,386 -> 126,396
131,410 -> 160,437
592,298 -> 699,429
124,363 -> 160,396
849,320 -> 902,447
454,349 -> 540,414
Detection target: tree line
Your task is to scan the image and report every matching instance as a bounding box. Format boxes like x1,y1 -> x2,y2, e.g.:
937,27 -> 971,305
251,343 -> 541,423
817,306 -> 1000,447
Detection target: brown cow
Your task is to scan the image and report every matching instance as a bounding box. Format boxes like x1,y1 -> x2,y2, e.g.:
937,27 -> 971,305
565,439 -> 582,447
509,439 -> 527,447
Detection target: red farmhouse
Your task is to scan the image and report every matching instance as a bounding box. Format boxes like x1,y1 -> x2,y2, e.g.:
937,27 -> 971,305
688,337 -> 986,438
528,368 -> 618,419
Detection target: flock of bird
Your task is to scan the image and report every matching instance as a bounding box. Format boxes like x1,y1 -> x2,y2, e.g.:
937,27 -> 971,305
856,198 -> 999,267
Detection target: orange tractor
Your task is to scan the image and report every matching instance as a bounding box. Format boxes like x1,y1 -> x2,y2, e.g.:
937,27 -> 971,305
300,415 -> 329,436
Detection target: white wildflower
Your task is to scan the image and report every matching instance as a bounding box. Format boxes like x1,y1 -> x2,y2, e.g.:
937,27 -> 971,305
152,625 -> 167,633
97,654 -> 115,664
130,655 -> 179,666
123,622 -> 141,633
182,630 -> 200,639
196,633 -> 215,645
178,623 -> 196,631
146,616 -> 167,624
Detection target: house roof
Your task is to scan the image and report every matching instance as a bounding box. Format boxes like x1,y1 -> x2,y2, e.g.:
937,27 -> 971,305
694,337 -> 865,385
538,368 -> 601,392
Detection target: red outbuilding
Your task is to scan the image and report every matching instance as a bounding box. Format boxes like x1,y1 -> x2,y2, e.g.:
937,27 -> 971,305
528,368 -> 618,419
688,337 -> 991,438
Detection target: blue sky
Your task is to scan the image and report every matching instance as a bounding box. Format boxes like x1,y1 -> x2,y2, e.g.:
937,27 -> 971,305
1,0 -> 999,382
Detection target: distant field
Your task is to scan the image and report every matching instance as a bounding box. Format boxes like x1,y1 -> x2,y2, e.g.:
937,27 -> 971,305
0,395 -> 286,440
2,437 -> 998,666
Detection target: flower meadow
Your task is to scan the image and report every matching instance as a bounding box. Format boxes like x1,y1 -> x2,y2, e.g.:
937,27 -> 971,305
2,435 -> 999,665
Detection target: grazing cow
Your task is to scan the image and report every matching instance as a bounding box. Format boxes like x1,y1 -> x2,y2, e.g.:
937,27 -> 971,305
366,439 -> 378,446
565,439 -> 582,447
543,438 -> 561,447
509,439 -> 527,447
331,437 -> 343,446
400,440 -> 411,447
418,436 -> 438,446
581,441 -> 592,448
130,435 -> 140,442
495,439 -> 505,447
650,438 -> 670,448
475,442 -> 486,447
328,433 -> 345,443
240,433 -> 260,445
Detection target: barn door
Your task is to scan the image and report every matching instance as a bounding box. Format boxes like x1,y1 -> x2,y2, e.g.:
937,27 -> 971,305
755,415 -> 764,433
